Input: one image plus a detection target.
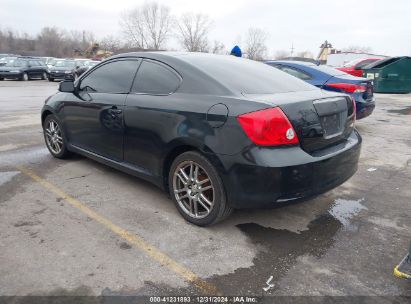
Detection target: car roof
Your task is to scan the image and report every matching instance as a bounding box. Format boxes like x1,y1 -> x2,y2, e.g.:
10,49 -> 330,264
266,60 -> 318,67
107,52 -> 315,96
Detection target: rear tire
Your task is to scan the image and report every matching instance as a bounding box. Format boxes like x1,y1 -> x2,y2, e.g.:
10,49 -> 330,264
169,151 -> 233,226
21,73 -> 29,81
42,72 -> 48,80
43,114 -> 71,159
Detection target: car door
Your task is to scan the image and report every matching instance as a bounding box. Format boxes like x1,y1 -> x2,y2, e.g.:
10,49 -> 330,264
123,59 -> 182,176
28,60 -> 42,78
63,58 -> 141,161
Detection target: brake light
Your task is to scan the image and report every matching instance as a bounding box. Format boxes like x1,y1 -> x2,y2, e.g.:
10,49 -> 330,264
326,83 -> 366,93
237,107 -> 299,146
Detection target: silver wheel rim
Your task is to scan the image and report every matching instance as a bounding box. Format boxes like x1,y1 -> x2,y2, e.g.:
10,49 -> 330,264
43,72 -> 47,79
23,73 -> 28,81
45,120 -> 63,154
173,161 -> 215,219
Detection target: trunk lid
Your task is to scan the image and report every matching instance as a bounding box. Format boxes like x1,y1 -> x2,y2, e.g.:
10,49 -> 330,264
243,90 -> 355,154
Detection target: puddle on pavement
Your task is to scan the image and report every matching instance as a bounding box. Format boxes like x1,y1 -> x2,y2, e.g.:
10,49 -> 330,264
387,106 -> 411,115
328,198 -> 367,231
102,199 -> 367,296
102,213 -> 343,296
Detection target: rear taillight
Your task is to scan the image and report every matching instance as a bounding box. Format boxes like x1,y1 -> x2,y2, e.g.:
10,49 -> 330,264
326,83 -> 366,93
237,107 -> 299,146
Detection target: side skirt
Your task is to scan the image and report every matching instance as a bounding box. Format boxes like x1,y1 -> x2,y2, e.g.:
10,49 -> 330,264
68,144 -> 164,190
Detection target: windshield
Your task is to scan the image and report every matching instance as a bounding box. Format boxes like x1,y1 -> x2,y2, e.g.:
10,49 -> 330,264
342,58 -> 364,67
54,60 -> 76,68
5,59 -> 26,67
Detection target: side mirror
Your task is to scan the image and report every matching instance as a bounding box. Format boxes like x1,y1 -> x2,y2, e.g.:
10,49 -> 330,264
59,80 -> 75,93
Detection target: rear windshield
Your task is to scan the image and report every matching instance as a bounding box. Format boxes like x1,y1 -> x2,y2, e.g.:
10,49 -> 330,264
314,65 -> 346,76
181,55 -> 315,94
364,57 -> 401,69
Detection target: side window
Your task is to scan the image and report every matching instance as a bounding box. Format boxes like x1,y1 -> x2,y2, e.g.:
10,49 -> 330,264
79,60 -> 140,93
355,60 -> 375,70
280,66 -> 311,80
132,60 -> 181,95
29,60 -> 38,66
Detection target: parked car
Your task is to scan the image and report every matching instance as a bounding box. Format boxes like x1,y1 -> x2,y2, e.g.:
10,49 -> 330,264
0,56 -> 48,81
38,57 -> 57,69
48,59 -> 78,81
41,52 -> 361,226
74,60 -> 100,78
337,58 -> 381,77
266,60 -> 375,119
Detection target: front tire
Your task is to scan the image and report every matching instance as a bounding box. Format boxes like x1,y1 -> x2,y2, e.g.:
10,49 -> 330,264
169,151 -> 233,226
43,115 -> 70,159
21,72 -> 29,81
42,72 -> 48,80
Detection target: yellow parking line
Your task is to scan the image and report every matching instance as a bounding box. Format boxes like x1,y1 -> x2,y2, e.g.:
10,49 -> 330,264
17,165 -> 221,295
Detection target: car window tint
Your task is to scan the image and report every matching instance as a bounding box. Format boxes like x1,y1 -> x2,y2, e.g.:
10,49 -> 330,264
132,60 -> 180,95
79,60 -> 140,93
184,55 -> 314,94
355,59 -> 377,69
29,60 -> 38,66
279,66 -> 311,80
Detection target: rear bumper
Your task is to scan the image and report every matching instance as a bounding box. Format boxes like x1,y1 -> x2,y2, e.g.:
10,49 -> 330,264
356,101 -> 375,119
217,130 -> 362,208
354,93 -> 375,119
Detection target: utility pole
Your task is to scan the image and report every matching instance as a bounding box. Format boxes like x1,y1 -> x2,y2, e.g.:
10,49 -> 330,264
290,43 -> 295,57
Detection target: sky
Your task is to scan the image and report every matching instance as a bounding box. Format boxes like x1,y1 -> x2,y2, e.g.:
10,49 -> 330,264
0,0 -> 410,57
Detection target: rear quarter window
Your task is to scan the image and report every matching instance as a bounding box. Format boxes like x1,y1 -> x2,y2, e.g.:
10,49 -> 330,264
132,60 -> 181,95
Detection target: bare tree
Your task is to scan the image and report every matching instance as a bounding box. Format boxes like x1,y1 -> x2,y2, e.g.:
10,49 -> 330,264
274,50 -> 289,59
296,50 -> 314,58
36,27 -> 64,57
244,28 -> 268,60
176,13 -> 211,52
99,35 -> 123,52
210,40 -> 225,54
120,1 -> 172,50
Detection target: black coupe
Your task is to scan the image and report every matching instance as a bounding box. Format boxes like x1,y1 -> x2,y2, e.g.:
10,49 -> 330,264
41,52 -> 361,226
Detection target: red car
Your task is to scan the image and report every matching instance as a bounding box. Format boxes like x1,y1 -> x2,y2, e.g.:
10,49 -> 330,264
337,58 -> 381,77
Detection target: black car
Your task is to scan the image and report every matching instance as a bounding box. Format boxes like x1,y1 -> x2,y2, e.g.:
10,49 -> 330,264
48,59 -> 78,81
41,52 -> 361,226
0,57 -> 48,81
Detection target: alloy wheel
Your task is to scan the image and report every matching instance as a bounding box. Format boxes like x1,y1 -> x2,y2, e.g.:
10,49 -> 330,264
44,120 -> 63,154
173,161 -> 215,219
